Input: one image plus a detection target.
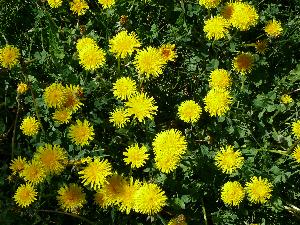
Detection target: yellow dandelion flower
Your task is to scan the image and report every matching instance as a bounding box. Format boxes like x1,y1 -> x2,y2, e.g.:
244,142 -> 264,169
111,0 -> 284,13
178,100 -> 202,123
246,176 -> 273,204
221,3 -> 234,20
113,77 -> 137,100
98,174 -> 127,206
47,0 -> 63,8
264,20 -> 283,38
53,109 -> 72,124
98,0 -> 115,9
125,92 -> 158,122
20,116 -> 40,136
94,192 -> 107,208
292,120 -> 300,139
232,52 -> 254,75
204,88 -> 232,117
209,69 -> 231,89
221,181 -> 245,206
78,158 -> 113,190
204,16 -> 230,40
68,119 -> 94,146
292,146 -> 300,163
230,2 -> 259,31
109,30 -> 141,59
168,215 -> 187,225
134,183 -> 167,215
20,160 -> 46,185
13,183 -> 37,208
34,144 -> 68,175
123,144 -> 149,168
0,44 -> 20,69
62,84 -> 83,112
10,156 -> 27,175
215,145 -> 244,174
159,44 -> 177,62
57,183 -> 87,213
133,46 -> 166,78
70,0 -> 89,16
255,40 -> 268,54
198,0 -> 221,8
119,178 -> 141,214
44,83 -> 66,108
76,37 -> 97,52
280,94 -> 293,104
109,108 -> 130,128
17,83 -> 28,94
153,129 -> 187,173
78,46 -> 106,71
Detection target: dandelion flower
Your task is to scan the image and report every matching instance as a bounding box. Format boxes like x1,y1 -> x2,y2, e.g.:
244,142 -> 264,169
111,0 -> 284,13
109,30 -> 141,59
68,119 -> 94,146
133,46 -> 166,79
44,83 -> 66,108
62,85 -> 83,112
98,174 -> 127,206
17,83 -> 28,94
78,46 -> 106,71
255,40 -> 268,54
221,181 -> 245,206
221,3 -> 234,20
292,146 -> 300,163
70,0 -> 89,16
209,69 -> 231,89
264,20 -> 283,38
134,183 -> 167,215
113,77 -> 137,100
13,183 -> 37,208
20,116 -> 40,136
232,52 -> 254,75
178,100 -> 202,123
292,120 -> 300,139
153,129 -> 187,173
246,176 -> 273,204
47,0 -> 63,8
280,94 -> 293,104
94,192 -> 106,208
168,215 -> 187,225
10,156 -> 27,175
123,144 -> 149,168
204,88 -> 232,117
53,109 -> 72,124
119,178 -> 141,214
198,0 -> 221,8
126,92 -> 158,122
57,183 -> 86,212
230,2 -> 259,31
34,144 -> 68,175
204,16 -> 230,40
159,44 -> 177,62
20,160 -> 46,185
109,108 -> 130,128
78,158 -> 113,190
98,0 -> 115,9
76,37 -> 97,52
215,145 -> 244,174
0,44 -> 20,69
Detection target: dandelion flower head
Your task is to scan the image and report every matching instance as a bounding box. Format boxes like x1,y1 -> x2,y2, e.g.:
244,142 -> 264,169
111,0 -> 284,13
109,108 -> 130,128
98,0 -> 115,9
20,160 -> 46,185
119,178 -> 141,214
221,3 -> 234,20
20,116 -> 40,136
204,16 -> 230,40
113,77 -> 137,100
53,109 -> 72,124
264,19 -> 283,38
109,30 -> 141,59
255,40 -> 268,54
280,94 -> 293,104
17,83 -> 28,94
47,0 -> 63,8
0,44 -> 20,69
292,146 -> 300,163
68,119 -> 95,146
134,183 -> 167,215
159,44 -> 177,62
198,0 -> 221,8
168,215 -> 187,225
178,100 -> 202,123
232,52 -> 254,75
209,69 -> 231,89
246,176 -> 273,204
70,0 -> 89,16
215,145 -> 244,174
78,45 -> 106,71
10,156 -> 27,175
123,144 -> 149,168
44,83 -> 66,108
221,181 -> 245,206
62,84 -> 83,112
78,158 -> 113,190
13,183 -> 37,208
76,37 -> 97,52
292,120 -> 300,139
204,88 -> 232,117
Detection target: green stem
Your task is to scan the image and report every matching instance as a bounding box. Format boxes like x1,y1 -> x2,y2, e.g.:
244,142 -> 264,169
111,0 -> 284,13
11,94 -> 20,159
38,210 -> 95,225
286,139 -> 300,155
201,198 -> 208,225
157,214 -> 167,225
